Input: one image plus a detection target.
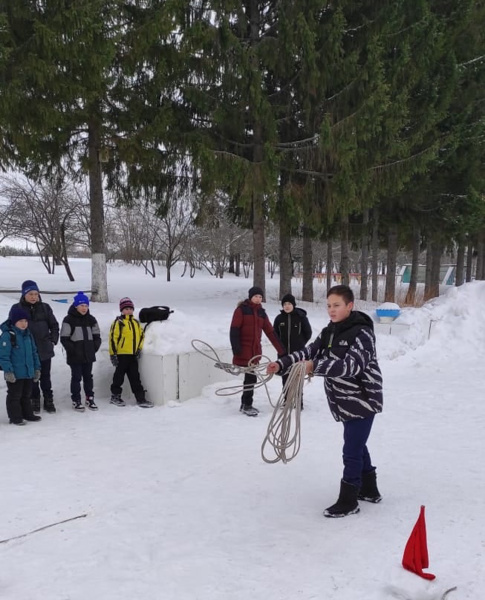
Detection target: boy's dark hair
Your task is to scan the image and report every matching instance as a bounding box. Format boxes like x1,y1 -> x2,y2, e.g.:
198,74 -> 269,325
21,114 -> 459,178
327,285 -> 354,304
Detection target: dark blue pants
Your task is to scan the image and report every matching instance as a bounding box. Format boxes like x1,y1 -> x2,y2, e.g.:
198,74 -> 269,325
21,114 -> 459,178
70,363 -> 94,402
31,358 -> 52,400
342,415 -> 376,487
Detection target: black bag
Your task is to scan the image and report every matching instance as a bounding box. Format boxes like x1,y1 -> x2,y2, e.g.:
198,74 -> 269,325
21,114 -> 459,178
139,306 -> 173,324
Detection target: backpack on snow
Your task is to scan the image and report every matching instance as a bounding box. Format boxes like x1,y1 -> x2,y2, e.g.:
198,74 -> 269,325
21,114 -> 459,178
139,306 -> 173,327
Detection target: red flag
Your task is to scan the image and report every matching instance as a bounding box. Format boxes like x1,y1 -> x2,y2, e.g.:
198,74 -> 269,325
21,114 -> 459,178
402,505 -> 436,580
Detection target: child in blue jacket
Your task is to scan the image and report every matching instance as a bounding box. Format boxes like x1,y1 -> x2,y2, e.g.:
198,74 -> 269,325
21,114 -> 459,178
0,307 -> 42,425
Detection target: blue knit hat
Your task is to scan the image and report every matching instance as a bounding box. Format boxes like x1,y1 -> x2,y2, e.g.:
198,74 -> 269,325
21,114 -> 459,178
73,292 -> 90,307
10,307 -> 30,324
21,280 -> 39,296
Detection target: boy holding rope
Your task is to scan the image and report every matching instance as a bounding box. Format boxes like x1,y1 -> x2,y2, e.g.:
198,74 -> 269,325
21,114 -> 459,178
230,286 -> 285,417
267,285 -> 383,517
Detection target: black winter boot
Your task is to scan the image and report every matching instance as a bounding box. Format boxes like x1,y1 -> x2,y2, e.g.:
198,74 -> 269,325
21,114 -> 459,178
324,480 -> 360,518
44,397 -> 56,413
358,470 -> 382,503
32,398 -> 41,413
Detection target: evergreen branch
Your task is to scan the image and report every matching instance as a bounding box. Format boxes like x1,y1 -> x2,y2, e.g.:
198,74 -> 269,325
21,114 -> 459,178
458,55 -> 485,67
213,150 -> 254,163
370,145 -> 436,171
276,135 -> 319,149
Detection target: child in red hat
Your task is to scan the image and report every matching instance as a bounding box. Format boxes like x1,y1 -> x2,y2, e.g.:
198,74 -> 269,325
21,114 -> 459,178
108,297 -> 153,408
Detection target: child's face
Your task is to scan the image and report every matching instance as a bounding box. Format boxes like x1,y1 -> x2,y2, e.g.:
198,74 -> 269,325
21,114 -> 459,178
121,307 -> 134,316
24,291 -> 39,304
327,294 -> 353,323
250,294 -> 263,304
282,302 -> 294,313
15,319 -> 28,330
76,304 -> 89,315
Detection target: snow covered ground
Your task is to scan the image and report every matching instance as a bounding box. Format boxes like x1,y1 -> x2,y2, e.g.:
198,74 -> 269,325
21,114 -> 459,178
0,257 -> 483,600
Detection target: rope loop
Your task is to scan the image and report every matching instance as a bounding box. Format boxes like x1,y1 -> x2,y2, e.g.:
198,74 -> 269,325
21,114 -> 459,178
191,339 -> 308,463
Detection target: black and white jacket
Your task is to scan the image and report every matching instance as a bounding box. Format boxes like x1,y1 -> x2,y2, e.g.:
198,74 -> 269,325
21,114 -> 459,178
60,305 -> 101,365
276,311 -> 383,421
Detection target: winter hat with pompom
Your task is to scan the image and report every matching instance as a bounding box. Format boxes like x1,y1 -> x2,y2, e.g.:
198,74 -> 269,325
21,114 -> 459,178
120,297 -> 134,311
73,292 -> 90,307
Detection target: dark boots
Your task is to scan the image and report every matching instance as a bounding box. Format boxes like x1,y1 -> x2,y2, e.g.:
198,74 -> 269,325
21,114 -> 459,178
43,395 -> 56,413
324,480 -> 360,518
358,470 -> 382,503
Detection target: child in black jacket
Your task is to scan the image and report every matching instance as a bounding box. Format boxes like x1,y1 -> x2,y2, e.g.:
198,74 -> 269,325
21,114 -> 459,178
60,292 -> 101,412
10,279 -> 59,413
267,285 -> 383,519
273,293 -> 312,407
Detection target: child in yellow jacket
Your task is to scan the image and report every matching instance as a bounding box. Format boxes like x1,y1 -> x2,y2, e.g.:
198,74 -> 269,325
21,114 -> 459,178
109,297 -> 153,408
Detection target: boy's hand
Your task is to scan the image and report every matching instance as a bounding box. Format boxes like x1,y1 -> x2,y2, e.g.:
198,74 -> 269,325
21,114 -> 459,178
33,369 -> 41,382
5,372 -> 16,383
110,355 -> 118,367
266,362 -> 281,374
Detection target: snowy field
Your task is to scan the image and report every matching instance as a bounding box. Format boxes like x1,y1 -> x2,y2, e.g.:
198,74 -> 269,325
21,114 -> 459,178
0,256 -> 483,600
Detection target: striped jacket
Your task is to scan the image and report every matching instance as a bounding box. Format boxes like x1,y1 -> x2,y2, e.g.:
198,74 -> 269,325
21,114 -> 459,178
277,311 -> 383,421
109,315 -> 144,356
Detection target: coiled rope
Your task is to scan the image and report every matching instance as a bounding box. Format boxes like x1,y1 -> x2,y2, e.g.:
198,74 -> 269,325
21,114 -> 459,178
190,339 -> 275,405
261,361 -> 308,464
191,339 -> 309,464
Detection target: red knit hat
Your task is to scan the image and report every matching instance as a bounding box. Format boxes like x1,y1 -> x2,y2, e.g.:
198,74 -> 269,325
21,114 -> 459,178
120,297 -> 134,311
402,505 -> 436,580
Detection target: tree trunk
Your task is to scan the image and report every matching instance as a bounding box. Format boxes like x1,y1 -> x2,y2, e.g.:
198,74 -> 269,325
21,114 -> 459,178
404,226 -> 420,305
476,233 -> 484,280
384,225 -> 398,302
252,193 -> 265,294
88,118 -> 108,302
279,219 -> 292,299
424,238 -> 433,300
340,212 -> 350,287
235,253 -> 241,277
360,207 -> 369,301
455,235 -> 465,286
371,208 -> 379,302
427,240 -> 442,299
466,239 -> 473,282
326,237 -> 333,293
249,3 -> 265,296
302,230 -> 313,302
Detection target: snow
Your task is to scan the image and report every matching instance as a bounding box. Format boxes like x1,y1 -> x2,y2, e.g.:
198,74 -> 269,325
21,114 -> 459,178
0,256 -> 483,600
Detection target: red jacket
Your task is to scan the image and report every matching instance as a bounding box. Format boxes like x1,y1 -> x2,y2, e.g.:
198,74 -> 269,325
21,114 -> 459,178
230,300 -> 285,366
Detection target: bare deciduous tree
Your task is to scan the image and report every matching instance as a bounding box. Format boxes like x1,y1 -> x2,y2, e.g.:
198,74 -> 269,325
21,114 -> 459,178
0,175 -> 88,281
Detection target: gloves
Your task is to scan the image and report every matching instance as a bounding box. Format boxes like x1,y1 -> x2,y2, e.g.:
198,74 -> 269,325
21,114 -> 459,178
33,369 -> 41,383
110,355 -> 118,367
135,350 -> 141,359
5,372 -> 16,383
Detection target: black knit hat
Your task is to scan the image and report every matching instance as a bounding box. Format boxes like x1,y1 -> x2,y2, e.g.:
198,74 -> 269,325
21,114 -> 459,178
248,286 -> 264,300
10,307 -> 30,324
281,293 -> 296,307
